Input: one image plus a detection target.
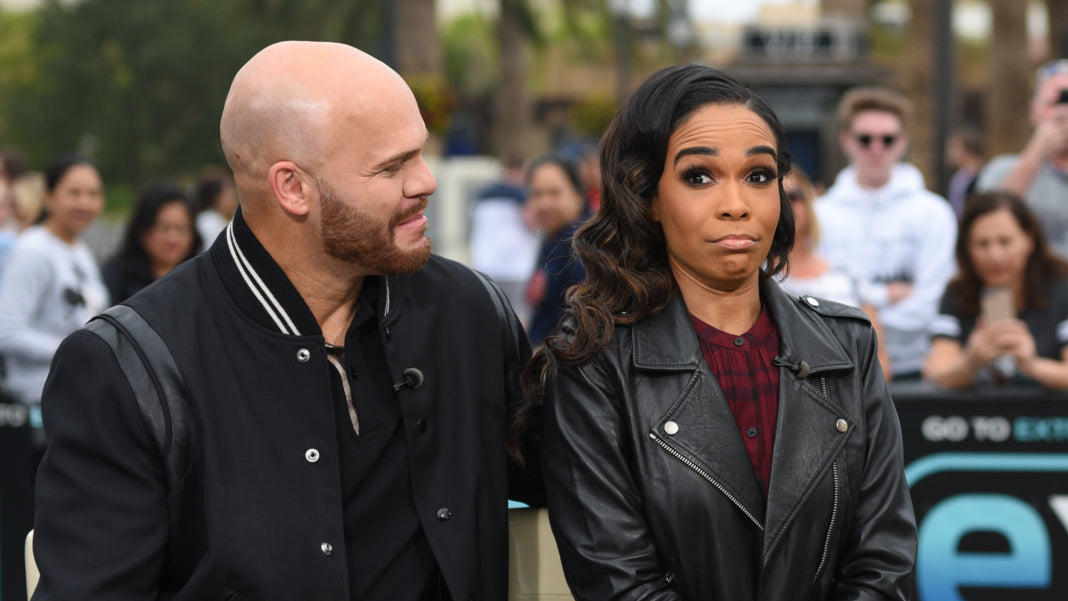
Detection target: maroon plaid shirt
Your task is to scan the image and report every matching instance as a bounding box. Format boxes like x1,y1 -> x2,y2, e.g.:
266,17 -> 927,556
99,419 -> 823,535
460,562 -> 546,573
690,308 -> 780,497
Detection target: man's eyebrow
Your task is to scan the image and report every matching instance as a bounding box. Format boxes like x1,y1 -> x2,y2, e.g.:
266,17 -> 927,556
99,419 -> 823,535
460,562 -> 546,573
371,133 -> 430,171
673,146 -> 716,166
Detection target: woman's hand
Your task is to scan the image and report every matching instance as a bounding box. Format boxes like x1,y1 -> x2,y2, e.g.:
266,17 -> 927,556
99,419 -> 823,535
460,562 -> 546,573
963,319 -> 1000,368
990,318 -> 1038,372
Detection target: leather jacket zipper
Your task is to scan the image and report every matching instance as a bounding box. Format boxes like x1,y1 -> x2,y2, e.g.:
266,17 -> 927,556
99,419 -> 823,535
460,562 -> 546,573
650,432 -> 764,530
820,376 -> 829,398
812,460 -> 840,585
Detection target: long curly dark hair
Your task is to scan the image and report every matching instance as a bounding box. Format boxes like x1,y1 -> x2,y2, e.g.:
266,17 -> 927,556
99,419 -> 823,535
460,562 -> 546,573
948,190 -> 1068,315
510,65 -> 794,459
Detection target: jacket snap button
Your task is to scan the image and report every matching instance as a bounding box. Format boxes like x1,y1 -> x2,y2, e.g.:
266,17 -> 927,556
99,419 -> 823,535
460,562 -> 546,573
320,542 -> 333,555
805,296 -> 820,307
296,348 -> 311,362
836,419 -> 848,433
436,507 -> 452,522
305,448 -> 320,463
664,421 -> 679,435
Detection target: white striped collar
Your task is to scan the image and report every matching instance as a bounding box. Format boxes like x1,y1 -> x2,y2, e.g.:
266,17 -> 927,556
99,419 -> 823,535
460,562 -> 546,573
225,220 -> 302,336
214,210 -> 393,337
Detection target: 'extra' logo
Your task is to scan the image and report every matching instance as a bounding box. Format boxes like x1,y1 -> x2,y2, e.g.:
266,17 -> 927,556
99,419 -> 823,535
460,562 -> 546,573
906,453 -> 1068,601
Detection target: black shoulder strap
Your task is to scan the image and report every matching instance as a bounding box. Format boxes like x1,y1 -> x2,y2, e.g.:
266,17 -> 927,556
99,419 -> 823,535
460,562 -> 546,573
472,270 -> 523,364
85,305 -> 188,487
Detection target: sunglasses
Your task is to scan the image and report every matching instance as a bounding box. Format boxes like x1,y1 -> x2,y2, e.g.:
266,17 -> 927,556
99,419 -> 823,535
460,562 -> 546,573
854,133 -> 899,148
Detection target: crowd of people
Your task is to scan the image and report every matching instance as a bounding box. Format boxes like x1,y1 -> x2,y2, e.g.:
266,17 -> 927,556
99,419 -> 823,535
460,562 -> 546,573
0,33 -> 1065,600
0,155 -> 237,410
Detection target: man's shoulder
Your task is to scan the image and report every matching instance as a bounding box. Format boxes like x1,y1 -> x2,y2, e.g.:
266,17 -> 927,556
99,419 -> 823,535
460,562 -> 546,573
399,255 -> 489,301
121,255 -> 213,327
976,154 -> 1020,190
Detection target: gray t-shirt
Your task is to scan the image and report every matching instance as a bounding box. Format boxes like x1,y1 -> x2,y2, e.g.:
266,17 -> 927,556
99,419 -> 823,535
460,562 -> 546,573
977,155 -> 1068,258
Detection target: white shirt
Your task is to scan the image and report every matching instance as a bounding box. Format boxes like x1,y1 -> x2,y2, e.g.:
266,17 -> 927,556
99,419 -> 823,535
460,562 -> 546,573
815,163 -> 958,375
0,226 -> 109,404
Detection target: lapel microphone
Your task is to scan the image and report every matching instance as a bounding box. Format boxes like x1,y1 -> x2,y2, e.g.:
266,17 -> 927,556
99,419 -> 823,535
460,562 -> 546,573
393,367 -> 425,391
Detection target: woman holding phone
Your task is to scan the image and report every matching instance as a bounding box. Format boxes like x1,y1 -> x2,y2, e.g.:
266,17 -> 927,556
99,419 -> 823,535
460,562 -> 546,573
924,190 -> 1068,388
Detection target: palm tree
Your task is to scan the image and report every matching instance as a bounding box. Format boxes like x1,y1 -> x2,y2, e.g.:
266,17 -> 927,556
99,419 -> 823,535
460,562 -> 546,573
494,0 -> 534,159
821,0 -> 869,18
904,0 -> 938,188
395,0 -> 439,76
1049,0 -> 1068,58
987,0 -> 1031,157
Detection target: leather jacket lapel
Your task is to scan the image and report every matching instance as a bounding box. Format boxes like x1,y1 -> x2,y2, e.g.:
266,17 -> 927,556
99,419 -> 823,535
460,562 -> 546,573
635,295 -> 766,526
761,281 -> 858,561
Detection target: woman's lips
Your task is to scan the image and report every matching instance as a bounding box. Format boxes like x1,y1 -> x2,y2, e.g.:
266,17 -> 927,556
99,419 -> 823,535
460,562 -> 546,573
713,235 -> 756,250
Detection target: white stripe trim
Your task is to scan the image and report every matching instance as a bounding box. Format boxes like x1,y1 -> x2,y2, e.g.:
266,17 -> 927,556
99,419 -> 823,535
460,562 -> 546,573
225,222 -> 301,335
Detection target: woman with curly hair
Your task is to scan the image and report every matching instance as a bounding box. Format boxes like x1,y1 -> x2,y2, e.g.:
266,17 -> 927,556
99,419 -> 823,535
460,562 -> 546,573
522,65 -> 916,601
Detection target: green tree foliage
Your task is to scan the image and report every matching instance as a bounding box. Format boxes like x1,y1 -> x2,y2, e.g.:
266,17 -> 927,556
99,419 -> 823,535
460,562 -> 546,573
0,0 -> 385,187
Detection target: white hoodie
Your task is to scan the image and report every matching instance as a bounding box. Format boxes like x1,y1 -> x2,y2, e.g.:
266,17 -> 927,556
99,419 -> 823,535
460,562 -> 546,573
814,163 -> 958,376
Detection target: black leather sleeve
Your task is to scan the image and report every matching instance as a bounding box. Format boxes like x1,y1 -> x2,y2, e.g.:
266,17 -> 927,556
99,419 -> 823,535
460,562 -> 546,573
541,356 -> 681,601
833,323 -> 918,601
32,329 -> 168,600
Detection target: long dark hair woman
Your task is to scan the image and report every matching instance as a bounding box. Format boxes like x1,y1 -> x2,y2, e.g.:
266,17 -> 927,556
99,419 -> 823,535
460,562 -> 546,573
522,65 -> 916,600
924,190 -> 1068,388
102,182 -> 201,304
524,155 -> 588,345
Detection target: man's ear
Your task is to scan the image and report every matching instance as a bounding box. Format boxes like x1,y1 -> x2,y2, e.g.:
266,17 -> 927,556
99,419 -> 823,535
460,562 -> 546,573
268,161 -> 312,217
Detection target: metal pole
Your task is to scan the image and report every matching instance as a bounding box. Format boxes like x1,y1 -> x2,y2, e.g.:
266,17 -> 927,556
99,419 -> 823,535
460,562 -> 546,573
932,0 -> 955,195
382,0 -> 397,69
615,12 -> 631,104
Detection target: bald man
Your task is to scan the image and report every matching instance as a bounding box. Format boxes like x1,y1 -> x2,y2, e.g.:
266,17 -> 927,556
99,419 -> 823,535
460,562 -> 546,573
31,41 -> 542,601
978,59 -> 1068,258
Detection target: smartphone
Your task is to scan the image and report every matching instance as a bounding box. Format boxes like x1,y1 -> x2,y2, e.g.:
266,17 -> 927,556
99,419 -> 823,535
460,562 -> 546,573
1059,88 -> 1068,105
980,287 -> 1015,322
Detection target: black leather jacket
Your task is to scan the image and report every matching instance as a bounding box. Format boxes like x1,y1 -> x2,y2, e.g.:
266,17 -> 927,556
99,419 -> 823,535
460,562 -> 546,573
541,280 -> 917,601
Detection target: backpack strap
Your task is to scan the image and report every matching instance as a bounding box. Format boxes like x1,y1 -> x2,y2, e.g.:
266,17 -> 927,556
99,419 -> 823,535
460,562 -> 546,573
471,270 -> 523,364
85,305 -> 188,487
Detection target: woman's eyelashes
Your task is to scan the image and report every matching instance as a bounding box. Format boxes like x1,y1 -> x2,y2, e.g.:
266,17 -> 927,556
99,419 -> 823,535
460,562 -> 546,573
747,167 -> 777,184
678,164 -> 778,187
681,166 -> 713,186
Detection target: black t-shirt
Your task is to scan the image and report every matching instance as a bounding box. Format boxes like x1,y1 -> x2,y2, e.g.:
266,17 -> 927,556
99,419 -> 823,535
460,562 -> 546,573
931,278 -> 1068,380
329,283 -> 443,601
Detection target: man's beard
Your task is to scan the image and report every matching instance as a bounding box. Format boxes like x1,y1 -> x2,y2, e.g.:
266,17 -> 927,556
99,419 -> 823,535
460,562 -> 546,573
318,179 -> 432,275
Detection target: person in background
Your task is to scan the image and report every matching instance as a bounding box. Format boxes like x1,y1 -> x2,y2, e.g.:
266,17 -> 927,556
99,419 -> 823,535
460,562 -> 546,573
577,143 -> 601,212
0,154 -> 109,406
944,126 -> 986,219
816,86 -> 957,381
102,182 -> 202,304
977,59 -> 1068,258
778,168 -> 892,378
524,155 -> 588,345
525,64 -> 915,601
468,154 -> 538,322
0,148 -> 29,232
924,191 -> 1068,389
193,171 -> 238,246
